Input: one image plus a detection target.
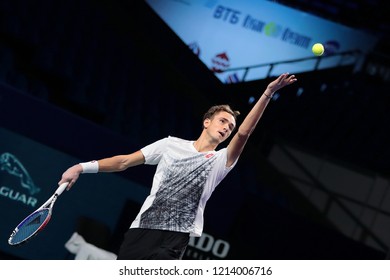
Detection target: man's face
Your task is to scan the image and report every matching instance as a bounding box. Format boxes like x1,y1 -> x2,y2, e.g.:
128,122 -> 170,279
204,111 -> 236,143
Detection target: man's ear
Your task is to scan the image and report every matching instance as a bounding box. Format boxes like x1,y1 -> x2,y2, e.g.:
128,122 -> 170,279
203,118 -> 210,129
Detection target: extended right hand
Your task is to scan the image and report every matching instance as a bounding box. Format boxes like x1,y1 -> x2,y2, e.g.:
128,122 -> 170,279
58,164 -> 83,190
267,73 -> 297,93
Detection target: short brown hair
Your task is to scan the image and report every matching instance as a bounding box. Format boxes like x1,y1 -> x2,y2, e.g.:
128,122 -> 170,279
203,104 -> 240,123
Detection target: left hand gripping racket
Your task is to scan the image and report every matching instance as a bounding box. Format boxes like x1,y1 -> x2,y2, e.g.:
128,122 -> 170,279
8,182 -> 69,246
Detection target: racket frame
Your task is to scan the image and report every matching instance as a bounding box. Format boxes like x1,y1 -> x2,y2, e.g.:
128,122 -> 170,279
8,182 -> 68,246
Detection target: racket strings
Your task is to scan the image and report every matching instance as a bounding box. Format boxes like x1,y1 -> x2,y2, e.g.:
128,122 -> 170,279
9,209 -> 50,245
27,214 -> 45,227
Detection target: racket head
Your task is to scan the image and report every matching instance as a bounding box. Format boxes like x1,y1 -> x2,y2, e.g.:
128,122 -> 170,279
8,208 -> 52,246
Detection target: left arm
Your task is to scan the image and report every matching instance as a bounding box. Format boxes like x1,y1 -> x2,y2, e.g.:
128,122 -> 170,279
226,73 -> 297,167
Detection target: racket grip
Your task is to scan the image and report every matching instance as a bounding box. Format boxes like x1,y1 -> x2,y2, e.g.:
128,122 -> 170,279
55,182 -> 69,196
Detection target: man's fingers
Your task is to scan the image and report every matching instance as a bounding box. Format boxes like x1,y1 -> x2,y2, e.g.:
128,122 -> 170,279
59,178 -> 74,190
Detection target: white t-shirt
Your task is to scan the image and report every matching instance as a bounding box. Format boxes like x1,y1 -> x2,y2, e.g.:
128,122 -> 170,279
130,136 -> 238,237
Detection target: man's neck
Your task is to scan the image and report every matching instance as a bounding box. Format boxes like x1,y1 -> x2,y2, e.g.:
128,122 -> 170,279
193,135 -> 218,153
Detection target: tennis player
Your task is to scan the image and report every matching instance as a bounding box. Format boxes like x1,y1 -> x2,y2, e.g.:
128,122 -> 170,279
59,73 -> 297,259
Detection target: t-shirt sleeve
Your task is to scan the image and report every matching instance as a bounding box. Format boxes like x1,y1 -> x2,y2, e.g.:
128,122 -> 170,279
213,148 -> 239,185
140,137 -> 168,165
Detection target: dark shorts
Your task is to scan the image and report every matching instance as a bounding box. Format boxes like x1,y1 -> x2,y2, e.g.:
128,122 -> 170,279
116,228 -> 190,260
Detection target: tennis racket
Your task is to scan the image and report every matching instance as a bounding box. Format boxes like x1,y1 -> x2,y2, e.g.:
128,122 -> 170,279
8,182 -> 69,246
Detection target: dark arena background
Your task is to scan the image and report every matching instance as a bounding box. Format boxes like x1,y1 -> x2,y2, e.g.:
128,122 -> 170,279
0,0 -> 389,260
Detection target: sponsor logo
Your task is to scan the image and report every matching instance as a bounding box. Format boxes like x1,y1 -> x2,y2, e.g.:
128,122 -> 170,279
213,4 -> 315,50
186,232 -> 230,259
323,40 -> 341,55
225,73 -> 240,84
188,41 -> 201,57
205,153 -> 214,158
0,152 -> 39,207
211,52 -> 230,73
264,22 -> 283,38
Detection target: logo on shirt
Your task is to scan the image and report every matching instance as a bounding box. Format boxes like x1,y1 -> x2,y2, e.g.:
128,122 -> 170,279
205,153 -> 215,159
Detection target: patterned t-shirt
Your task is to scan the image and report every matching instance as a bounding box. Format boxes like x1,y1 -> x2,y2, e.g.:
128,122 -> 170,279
130,136 -> 237,237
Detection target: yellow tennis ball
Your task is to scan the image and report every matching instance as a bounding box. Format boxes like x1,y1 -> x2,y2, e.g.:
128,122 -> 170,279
312,43 -> 324,56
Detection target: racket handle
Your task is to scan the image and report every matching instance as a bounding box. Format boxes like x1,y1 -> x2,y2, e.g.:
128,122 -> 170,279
55,182 -> 69,196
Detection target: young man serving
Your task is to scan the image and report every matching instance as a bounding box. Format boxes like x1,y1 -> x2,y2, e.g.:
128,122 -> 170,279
59,73 -> 297,259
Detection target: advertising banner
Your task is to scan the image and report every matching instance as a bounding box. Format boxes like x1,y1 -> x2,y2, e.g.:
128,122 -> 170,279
146,0 -> 378,83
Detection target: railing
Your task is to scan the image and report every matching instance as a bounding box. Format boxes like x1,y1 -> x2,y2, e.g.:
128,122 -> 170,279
221,49 -> 362,82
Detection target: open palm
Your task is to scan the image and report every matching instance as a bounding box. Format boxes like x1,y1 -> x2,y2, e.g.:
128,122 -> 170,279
268,73 -> 297,92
